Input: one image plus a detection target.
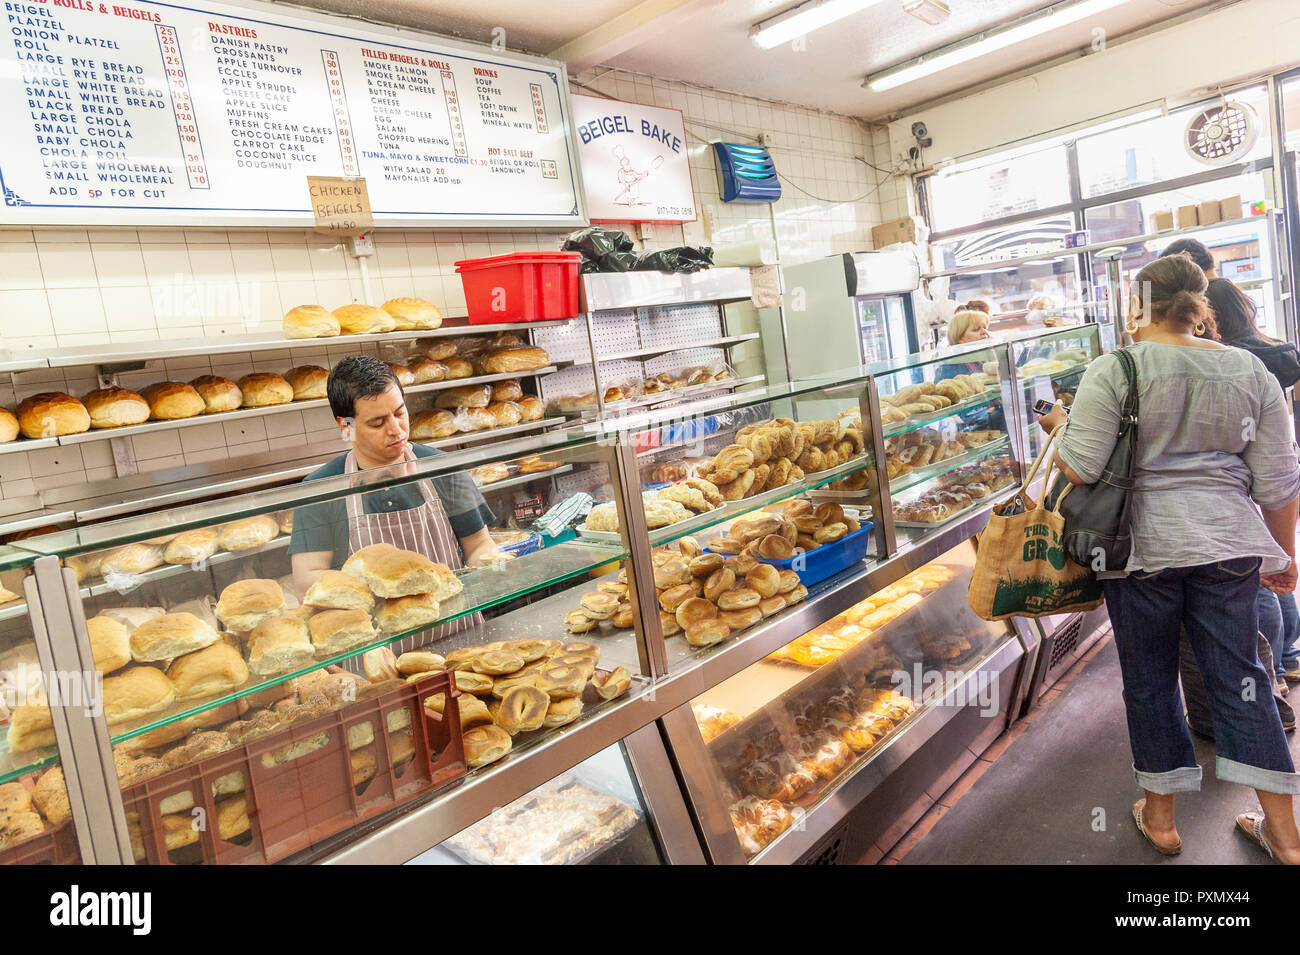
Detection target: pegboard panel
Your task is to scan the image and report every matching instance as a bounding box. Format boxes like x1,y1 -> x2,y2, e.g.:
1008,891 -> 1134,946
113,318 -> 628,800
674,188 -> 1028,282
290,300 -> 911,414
532,321 -> 596,363
553,462 -> 612,499
595,359 -> 646,393
638,303 -> 723,349
538,363 -> 600,407
644,347 -> 726,378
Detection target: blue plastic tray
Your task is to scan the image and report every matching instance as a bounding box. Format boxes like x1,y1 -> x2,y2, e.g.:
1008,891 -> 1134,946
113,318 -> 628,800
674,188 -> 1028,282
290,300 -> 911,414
498,531 -> 543,557
706,521 -> 875,588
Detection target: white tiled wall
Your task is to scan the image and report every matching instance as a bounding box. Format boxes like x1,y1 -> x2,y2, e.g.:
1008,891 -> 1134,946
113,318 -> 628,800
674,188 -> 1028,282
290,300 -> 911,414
0,66 -> 891,505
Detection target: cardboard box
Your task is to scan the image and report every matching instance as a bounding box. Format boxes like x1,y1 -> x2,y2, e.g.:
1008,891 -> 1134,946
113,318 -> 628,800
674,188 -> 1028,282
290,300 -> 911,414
1152,209 -> 1174,231
871,216 -> 926,248
1220,195 -> 1243,220
1175,205 -> 1200,228
1197,201 -> 1221,225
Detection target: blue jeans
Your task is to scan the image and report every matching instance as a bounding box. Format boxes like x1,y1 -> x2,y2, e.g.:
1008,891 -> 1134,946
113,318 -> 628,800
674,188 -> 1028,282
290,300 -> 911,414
1103,557 -> 1300,795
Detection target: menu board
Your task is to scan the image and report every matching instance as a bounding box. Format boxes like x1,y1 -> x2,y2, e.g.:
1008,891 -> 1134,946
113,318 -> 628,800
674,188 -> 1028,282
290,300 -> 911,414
0,0 -> 586,227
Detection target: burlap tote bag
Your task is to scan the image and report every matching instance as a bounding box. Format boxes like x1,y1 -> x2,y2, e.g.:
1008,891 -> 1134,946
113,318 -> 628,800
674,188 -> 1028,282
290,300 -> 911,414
968,424 -> 1104,621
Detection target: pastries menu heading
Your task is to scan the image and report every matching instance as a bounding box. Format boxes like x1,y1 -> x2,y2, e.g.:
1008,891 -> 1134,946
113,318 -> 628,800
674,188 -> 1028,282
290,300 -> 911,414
0,0 -> 584,226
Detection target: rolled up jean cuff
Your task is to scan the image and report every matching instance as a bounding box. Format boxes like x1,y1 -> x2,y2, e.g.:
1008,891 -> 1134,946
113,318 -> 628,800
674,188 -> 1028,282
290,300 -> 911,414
1216,756 -> 1300,794
1133,764 -> 1202,794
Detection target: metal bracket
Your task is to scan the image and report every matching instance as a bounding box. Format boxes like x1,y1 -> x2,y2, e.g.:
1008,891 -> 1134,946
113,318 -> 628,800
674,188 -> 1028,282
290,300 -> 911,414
611,441 -> 666,678
860,377 -> 897,560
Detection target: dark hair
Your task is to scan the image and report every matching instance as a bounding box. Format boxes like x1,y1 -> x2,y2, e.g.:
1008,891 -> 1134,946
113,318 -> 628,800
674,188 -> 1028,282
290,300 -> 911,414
963,299 -> 992,314
327,355 -> 401,419
1159,238 -> 1214,274
1204,277 -> 1264,343
1132,252 -> 1208,332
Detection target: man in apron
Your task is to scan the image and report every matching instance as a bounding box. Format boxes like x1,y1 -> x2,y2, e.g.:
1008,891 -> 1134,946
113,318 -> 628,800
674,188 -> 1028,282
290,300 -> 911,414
288,355 -> 504,653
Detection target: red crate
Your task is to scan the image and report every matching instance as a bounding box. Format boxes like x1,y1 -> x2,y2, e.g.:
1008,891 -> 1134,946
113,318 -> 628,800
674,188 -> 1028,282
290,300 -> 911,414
0,818 -> 81,864
121,672 -> 463,865
454,251 -> 581,324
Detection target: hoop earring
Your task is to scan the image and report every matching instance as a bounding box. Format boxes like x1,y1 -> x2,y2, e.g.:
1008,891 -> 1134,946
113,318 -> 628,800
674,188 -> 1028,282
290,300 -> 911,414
1124,320 -> 1139,335
1194,321 -> 1206,336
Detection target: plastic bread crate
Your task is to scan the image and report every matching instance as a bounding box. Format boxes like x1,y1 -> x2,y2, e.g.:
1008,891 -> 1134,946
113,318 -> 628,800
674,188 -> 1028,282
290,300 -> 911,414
123,671 -> 464,865
706,522 -> 875,588
0,818 -> 81,865
454,251 -> 581,324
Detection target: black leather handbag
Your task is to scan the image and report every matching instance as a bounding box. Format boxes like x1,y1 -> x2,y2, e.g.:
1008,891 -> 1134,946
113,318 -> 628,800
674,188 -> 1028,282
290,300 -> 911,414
1044,347 -> 1139,573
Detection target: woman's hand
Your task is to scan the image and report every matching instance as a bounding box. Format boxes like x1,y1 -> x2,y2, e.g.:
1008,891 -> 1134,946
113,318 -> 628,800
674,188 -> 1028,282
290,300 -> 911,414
1038,399 -> 1068,433
1262,558 -> 1298,595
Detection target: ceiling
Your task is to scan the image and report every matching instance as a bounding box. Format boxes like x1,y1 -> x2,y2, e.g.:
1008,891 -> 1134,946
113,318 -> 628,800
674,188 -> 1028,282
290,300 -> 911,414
295,0 -> 1219,119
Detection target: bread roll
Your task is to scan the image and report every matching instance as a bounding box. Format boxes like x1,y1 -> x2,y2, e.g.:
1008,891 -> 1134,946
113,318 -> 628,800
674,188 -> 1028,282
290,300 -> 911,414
189,375 -> 242,414
238,372 -> 293,408
283,304 -> 340,339
141,381 -> 205,420
82,386 -> 149,429
381,297 -> 442,330
304,570 -> 375,612
410,409 -> 457,441
481,347 -> 549,374
460,407 -> 496,431
334,304 -> 395,335
0,408 -> 17,444
375,593 -> 441,634
192,699 -> 248,729
129,612 -> 220,662
342,542 -> 455,598
17,392 -> 90,438
7,697 -> 54,752
307,608 -> 376,656
487,401 -> 522,426
426,341 -> 458,361
164,641 -> 248,701
103,666 -> 176,725
491,380 -> 523,403
163,528 -> 219,565
99,542 -> 165,576
284,366 -> 328,401
216,579 -> 285,632
88,615 -> 132,674
33,768 -> 71,826
443,357 -> 472,379
409,358 -> 446,384
218,515 -> 278,552
385,362 -> 415,386
247,615 -> 315,676
463,724 -> 511,768
396,651 -> 444,675
435,384 -> 491,409
516,396 -> 544,422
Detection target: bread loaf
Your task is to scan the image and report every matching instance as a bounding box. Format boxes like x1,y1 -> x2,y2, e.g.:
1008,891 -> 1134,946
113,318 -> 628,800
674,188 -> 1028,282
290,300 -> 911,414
99,542 -> 165,576
409,358 -> 446,384
426,341 -> 457,361
435,384 -> 491,409
238,373 -> 293,407
189,375 -> 242,414
88,615 -> 132,674
167,641 -> 249,701
443,357 -> 473,379
7,696 -> 54,752
487,401 -> 522,426
375,593 -> 441,634
103,666 -> 176,725
307,608 -> 376,656
0,408 -> 17,443
410,409 -> 457,440
303,570 -> 375,612
247,615 -> 315,676
129,612 -> 220,662
491,380 -> 523,402
385,362 -> 415,386
17,392 -> 90,438
342,542 -> 456,598
283,304 -> 340,339
516,396 -> 544,422
381,297 -> 443,330
141,382 -> 205,420
216,578 -> 285,632
82,387 -> 149,429
334,304 -> 395,335
283,366 -> 328,401
481,347 -> 549,374
32,768 -> 71,826
163,528 -> 219,565
218,515 -> 278,552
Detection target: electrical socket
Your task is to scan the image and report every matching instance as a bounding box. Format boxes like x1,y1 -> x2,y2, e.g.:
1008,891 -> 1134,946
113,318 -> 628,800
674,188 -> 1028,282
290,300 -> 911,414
756,131 -> 772,147
346,233 -> 375,257
637,222 -> 654,241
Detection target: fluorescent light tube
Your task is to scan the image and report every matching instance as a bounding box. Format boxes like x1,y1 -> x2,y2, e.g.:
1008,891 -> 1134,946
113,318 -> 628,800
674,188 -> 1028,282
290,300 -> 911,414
866,0 -> 1130,91
751,0 -> 889,50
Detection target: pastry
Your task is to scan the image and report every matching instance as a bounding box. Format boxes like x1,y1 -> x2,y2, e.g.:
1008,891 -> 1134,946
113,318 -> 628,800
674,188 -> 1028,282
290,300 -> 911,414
497,685 -> 549,734
591,666 -> 631,700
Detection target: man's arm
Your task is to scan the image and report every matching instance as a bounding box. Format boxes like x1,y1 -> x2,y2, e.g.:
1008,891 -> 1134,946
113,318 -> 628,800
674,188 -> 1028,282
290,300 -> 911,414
291,551 -> 334,603
459,526 -> 509,568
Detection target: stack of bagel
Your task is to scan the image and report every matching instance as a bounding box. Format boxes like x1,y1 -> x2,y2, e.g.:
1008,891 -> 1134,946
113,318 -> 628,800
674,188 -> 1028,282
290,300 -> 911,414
695,416 -> 866,501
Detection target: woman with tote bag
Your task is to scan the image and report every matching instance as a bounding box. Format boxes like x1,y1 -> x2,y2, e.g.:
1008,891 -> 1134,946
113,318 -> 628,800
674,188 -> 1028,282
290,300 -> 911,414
1037,254 -> 1300,861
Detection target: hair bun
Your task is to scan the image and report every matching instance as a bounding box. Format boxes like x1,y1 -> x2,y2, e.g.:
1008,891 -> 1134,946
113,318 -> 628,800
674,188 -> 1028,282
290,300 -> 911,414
1168,289 -> 1205,329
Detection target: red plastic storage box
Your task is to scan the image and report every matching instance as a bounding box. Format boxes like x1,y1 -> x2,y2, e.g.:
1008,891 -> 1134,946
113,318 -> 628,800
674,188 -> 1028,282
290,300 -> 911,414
454,251 -> 581,324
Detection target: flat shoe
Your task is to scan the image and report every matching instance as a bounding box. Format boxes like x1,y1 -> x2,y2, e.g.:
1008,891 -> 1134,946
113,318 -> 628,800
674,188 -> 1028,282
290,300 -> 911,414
1133,799 -> 1182,855
1236,812 -> 1278,862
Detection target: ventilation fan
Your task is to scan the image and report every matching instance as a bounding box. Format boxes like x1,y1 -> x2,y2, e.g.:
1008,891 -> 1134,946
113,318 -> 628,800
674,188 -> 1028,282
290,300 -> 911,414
1184,99 -> 1259,165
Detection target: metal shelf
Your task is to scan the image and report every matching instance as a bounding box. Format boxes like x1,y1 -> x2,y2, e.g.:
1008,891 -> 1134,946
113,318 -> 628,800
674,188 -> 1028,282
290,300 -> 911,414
33,319 -> 574,370
564,333 -> 760,368
51,368 -> 557,447
0,354 -> 50,374
424,416 -> 567,450
474,463 -> 574,493
0,437 -> 58,457
82,537 -> 291,600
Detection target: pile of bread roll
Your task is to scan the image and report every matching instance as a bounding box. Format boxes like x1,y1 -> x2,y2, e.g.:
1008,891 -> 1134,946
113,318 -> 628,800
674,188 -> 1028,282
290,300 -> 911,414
694,415 -> 866,503
565,531 -> 809,648
282,297 -> 444,339
583,476 -> 723,534
410,379 -> 545,441
878,373 -> 996,426
378,637 -> 630,770
892,454 -> 1016,524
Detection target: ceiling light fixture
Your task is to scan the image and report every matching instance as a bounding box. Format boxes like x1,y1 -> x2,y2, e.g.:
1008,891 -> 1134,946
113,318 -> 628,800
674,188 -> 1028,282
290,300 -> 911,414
903,0 -> 950,26
750,0 -> 890,50
864,0 -> 1131,91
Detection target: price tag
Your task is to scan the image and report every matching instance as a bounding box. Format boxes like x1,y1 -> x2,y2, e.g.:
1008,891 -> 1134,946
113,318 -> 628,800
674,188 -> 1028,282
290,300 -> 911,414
307,176 -> 373,236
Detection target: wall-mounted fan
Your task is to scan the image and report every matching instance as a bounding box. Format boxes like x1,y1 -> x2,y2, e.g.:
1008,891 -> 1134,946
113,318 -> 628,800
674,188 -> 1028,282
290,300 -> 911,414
1183,98 -> 1259,165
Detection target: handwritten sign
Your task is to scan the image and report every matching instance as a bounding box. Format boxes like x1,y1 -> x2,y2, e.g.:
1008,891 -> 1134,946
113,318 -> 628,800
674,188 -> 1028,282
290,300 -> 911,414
307,176 -> 372,235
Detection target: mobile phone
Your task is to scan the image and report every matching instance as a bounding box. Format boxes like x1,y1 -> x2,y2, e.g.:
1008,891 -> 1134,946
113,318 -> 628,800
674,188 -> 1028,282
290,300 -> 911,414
1033,398 -> 1067,416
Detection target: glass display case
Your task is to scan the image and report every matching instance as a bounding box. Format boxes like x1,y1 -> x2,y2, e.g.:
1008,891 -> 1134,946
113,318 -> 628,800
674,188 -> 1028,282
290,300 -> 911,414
1010,325 -> 1104,465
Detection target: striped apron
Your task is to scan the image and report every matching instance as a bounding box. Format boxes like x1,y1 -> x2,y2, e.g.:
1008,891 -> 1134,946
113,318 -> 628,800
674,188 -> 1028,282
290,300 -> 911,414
343,448 -> 482,659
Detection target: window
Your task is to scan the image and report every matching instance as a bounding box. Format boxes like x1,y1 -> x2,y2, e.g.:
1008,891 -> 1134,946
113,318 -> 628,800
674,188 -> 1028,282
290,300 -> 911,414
926,145 -> 1070,233
1075,86 -> 1272,199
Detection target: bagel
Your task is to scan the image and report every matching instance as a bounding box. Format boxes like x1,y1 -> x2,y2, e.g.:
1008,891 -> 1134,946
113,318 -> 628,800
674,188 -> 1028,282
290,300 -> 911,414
472,649 -> 525,675
704,567 -> 736,603
592,666 -> 631,701
685,618 -> 730,647
786,584 -> 809,605
544,696 -> 584,728
498,685 -> 549,734
492,671 -> 539,696
814,522 -> 848,543
746,563 -> 781,599
717,587 -> 760,610
553,652 -> 597,678
756,534 -> 795,560
535,665 -> 586,699
777,569 -> 802,594
721,607 -> 762,629
706,536 -> 742,556
463,724 -> 512,768
504,639 -> 550,663
660,610 -> 683,636
675,596 -> 719,630
396,651 -> 445,675
689,553 -> 725,577
677,535 -> 702,558
759,595 -> 787,617
561,642 -> 599,661
653,558 -> 691,589
597,581 -> 629,596
658,583 -> 696,613
579,591 -> 619,620
612,605 -> 635,629
564,609 -> 597,633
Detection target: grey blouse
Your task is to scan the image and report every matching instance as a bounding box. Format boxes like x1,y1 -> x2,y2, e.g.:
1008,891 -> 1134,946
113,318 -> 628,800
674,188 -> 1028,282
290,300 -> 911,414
1056,341 -> 1300,577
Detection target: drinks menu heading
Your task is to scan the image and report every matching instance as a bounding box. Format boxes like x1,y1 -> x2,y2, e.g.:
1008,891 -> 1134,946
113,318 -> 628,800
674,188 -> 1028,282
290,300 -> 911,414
0,0 -> 585,226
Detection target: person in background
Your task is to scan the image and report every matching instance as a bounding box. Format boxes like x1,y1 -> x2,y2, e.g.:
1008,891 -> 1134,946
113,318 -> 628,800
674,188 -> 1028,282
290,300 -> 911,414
1160,237 -> 1217,278
1038,253 -> 1300,862
1207,278 -> 1300,691
946,308 -> 991,347
964,298 -> 994,315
